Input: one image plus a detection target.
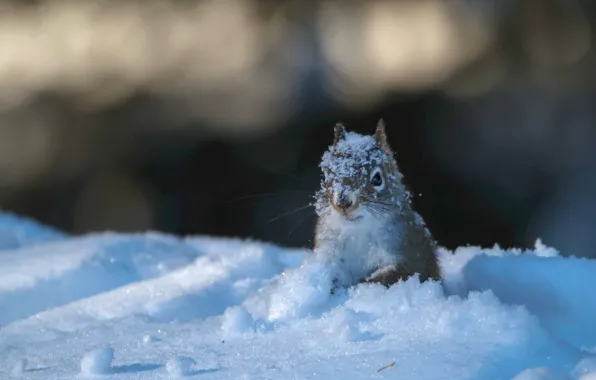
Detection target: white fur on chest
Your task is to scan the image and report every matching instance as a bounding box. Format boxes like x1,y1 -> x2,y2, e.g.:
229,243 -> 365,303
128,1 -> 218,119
315,212 -> 403,286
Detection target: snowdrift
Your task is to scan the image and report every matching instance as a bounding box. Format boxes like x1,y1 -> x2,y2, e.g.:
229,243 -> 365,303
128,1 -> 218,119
1,212 -> 595,379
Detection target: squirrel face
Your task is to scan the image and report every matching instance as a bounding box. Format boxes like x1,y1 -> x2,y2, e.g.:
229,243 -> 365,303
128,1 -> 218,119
315,119 -> 407,224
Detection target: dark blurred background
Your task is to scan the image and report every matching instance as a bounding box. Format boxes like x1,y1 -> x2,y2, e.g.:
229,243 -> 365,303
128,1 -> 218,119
1,0 -> 596,257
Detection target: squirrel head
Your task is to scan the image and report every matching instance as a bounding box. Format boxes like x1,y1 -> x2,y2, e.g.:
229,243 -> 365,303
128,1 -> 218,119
315,119 -> 409,223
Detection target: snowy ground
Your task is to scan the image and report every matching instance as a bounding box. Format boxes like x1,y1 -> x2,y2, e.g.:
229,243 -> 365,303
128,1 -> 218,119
1,212 -> 596,379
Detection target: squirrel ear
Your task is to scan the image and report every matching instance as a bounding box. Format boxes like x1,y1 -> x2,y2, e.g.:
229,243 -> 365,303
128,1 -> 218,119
375,119 -> 394,156
374,119 -> 388,144
333,123 -> 346,146
374,119 -> 387,140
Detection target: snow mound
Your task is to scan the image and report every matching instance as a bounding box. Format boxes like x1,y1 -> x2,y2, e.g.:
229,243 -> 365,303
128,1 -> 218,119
440,241 -> 596,350
80,345 -> 114,375
245,257 -> 339,322
0,212 -> 595,379
574,357 -> 596,378
0,210 -> 65,250
142,334 -> 160,345
0,232 -> 204,325
512,367 -> 571,380
11,358 -> 27,377
221,306 -> 255,337
166,356 -> 197,377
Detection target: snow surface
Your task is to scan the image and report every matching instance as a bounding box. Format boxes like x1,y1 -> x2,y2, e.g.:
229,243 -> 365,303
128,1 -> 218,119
1,213 -> 596,379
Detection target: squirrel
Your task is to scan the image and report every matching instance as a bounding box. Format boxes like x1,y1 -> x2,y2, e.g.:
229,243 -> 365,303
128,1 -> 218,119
313,119 -> 440,289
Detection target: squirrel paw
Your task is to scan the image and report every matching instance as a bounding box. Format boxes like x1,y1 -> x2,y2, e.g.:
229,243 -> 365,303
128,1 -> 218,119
364,265 -> 408,288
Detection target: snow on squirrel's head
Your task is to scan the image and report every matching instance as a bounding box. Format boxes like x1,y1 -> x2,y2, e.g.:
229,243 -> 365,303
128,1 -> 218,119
315,119 -> 409,223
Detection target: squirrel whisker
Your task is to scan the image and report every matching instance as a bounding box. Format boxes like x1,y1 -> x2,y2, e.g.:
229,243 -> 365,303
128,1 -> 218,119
261,167 -> 307,182
362,203 -> 392,218
226,190 -> 311,204
286,211 -> 316,237
266,204 -> 313,224
364,200 -> 400,209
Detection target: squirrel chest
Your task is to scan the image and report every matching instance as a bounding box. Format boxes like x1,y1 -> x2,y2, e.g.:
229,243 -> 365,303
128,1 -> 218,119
315,212 -> 404,286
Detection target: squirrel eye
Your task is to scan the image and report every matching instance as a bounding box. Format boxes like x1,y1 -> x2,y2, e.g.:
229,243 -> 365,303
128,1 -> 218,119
370,170 -> 383,188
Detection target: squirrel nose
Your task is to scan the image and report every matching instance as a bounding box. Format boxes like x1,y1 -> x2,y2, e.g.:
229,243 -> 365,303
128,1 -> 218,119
332,191 -> 356,213
336,197 -> 353,210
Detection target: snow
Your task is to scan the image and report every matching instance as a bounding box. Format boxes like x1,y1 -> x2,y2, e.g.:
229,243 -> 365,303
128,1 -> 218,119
11,359 -> 27,377
80,345 -> 115,376
165,356 -> 197,377
1,212 -> 596,379
512,367 -> 571,380
574,357 -> 596,378
221,306 -> 255,337
0,210 -> 65,250
142,334 -> 160,344
320,129 -> 382,183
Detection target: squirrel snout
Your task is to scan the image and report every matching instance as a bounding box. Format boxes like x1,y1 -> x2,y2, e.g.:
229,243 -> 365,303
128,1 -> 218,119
332,191 -> 357,214
336,197 -> 353,210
